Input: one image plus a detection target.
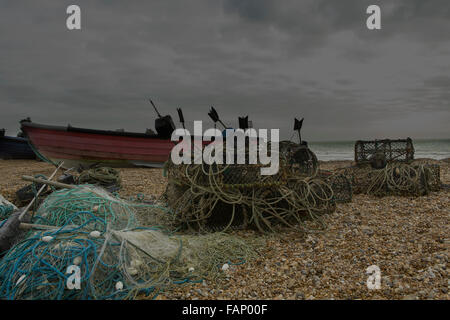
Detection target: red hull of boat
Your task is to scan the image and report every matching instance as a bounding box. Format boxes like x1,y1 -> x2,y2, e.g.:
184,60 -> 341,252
21,122 -> 175,168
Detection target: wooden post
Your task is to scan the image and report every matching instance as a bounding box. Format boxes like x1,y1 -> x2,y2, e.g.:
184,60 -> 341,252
21,175 -> 76,190
19,222 -> 62,230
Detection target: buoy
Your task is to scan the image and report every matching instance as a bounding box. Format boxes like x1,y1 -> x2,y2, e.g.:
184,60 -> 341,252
41,236 -> 54,243
89,230 -> 101,238
73,256 -> 82,265
127,267 -> 138,276
221,263 -> 229,271
130,259 -> 142,268
115,281 -> 123,291
92,205 -> 99,213
16,274 -> 27,285
188,267 -> 195,272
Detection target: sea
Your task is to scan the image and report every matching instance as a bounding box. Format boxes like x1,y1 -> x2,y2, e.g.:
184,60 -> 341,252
307,139 -> 450,161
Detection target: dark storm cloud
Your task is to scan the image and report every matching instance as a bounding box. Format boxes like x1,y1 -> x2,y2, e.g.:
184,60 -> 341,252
223,0 -> 450,41
0,0 -> 449,140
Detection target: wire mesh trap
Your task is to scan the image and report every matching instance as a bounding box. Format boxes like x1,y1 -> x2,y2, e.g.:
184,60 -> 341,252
279,141 -> 319,176
317,171 -> 353,203
163,143 -> 337,233
337,162 -> 441,197
354,138 -> 414,168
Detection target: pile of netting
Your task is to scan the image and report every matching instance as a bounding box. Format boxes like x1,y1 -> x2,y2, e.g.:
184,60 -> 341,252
337,162 -> 441,197
77,167 -> 121,189
0,186 -> 257,300
55,167 -> 122,193
0,204 -> 14,222
163,143 -> 342,233
0,195 -> 16,221
33,186 -> 137,230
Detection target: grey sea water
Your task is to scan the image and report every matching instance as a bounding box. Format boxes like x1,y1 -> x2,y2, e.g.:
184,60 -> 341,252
308,139 -> 450,161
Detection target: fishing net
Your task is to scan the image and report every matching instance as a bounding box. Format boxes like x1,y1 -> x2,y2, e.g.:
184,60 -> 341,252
0,195 -> 16,221
338,163 -> 441,196
0,212 -> 131,300
33,185 -> 137,230
112,229 -> 257,284
78,167 -> 121,192
0,211 -> 256,300
164,143 -> 335,233
0,183 -> 258,300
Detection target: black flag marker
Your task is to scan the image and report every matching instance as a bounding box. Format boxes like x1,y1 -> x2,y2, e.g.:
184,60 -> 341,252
294,118 -> 304,131
208,106 -> 227,129
294,117 -> 304,143
208,107 -> 219,123
177,108 -> 185,129
238,116 -> 249,130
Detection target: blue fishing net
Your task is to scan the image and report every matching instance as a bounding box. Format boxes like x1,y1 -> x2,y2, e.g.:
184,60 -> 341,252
0,212 -> 158,300
0,186 -> 256,300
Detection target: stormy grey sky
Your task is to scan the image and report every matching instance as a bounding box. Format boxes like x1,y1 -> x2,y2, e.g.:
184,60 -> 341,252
0,0 -> 449,140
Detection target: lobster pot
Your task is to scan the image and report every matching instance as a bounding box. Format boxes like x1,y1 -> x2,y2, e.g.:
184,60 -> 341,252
280,141 -> 318,176
338,165 -> 375,195
423,164 -> 441,192
165,141 -> 318,190
163,143 -> 335,233
317,170 -> 352,203
354,138 -> 414,165
328,174 -> 352,203
339,163 -> 441,197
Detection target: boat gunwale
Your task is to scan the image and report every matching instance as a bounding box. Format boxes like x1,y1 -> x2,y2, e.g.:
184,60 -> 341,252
21,121 -> 168,140
0,135 -> 29,143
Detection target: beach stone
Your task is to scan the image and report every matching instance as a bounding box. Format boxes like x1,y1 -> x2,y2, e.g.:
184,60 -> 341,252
296,292 -> 305,299
3,159 -> 450,301
402,294 -> 417,300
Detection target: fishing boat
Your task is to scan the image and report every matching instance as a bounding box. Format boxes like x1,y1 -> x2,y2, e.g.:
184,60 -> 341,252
20,102 -> 177,169
0,129 -> 36,160
20,121 -> 177,169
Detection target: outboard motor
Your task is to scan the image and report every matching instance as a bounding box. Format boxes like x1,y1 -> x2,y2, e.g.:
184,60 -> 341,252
149,100 -> 175,139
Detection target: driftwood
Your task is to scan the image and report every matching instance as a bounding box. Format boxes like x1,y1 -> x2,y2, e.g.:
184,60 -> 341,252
21,175 -> 75,191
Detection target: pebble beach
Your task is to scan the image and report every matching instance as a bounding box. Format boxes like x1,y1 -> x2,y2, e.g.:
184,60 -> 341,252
0,159 -> 448,300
